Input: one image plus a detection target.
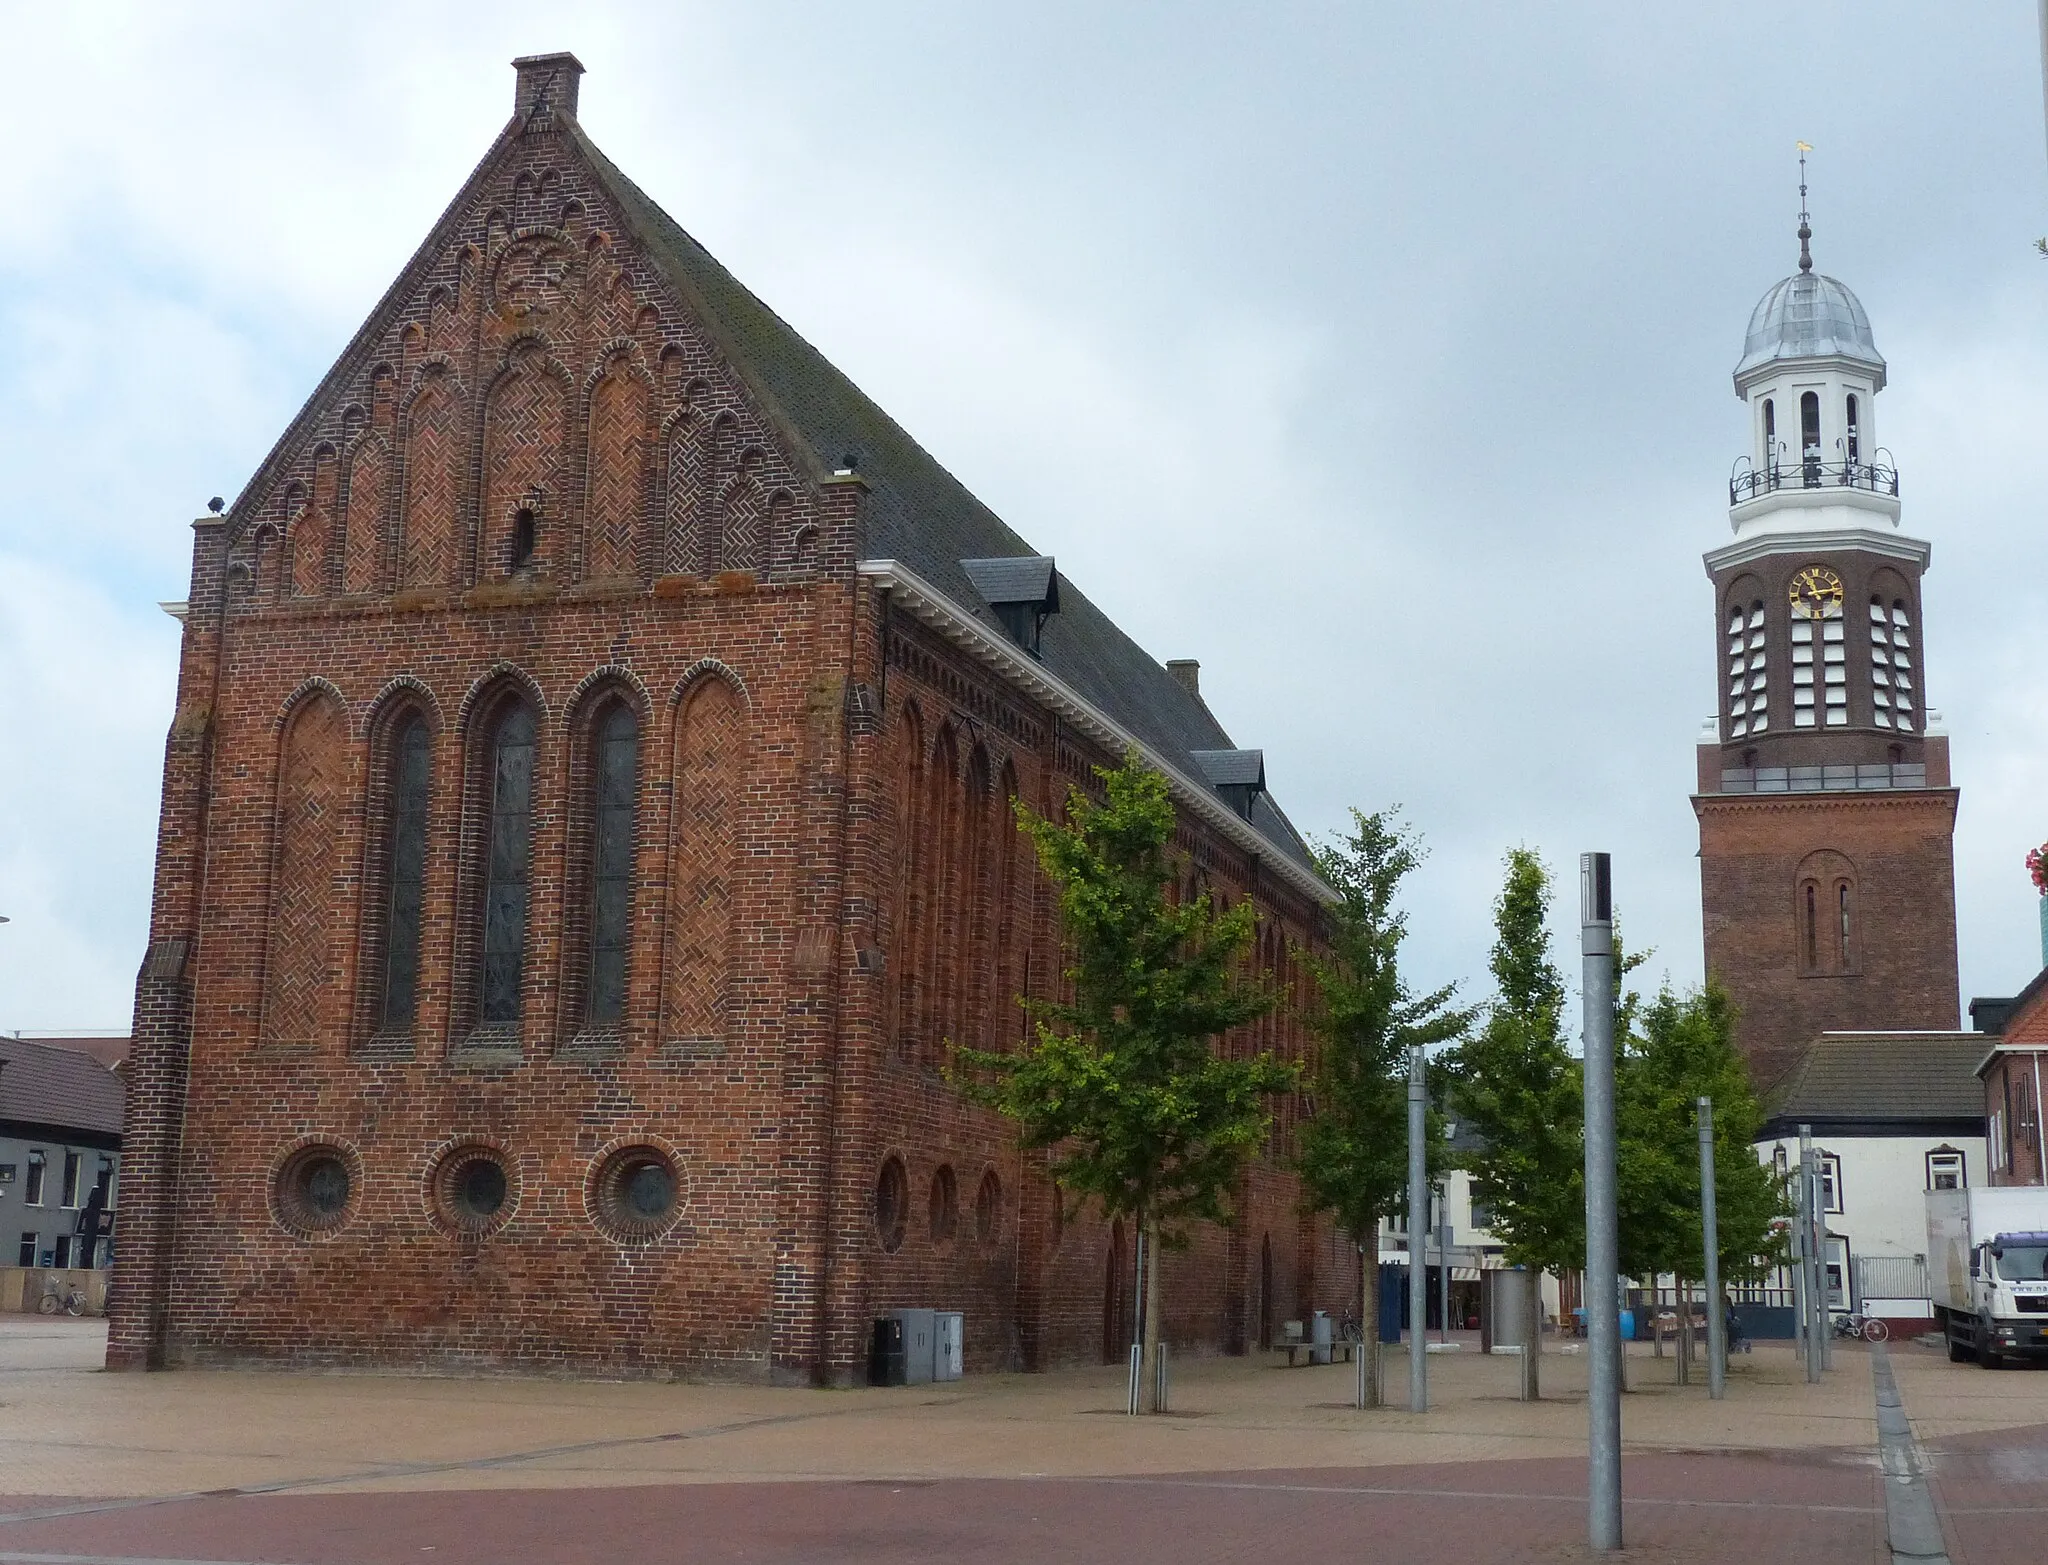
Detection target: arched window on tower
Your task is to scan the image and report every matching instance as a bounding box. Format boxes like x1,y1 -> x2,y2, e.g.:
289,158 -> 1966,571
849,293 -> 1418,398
583,701 -> 639,1028
1762,398 -> 1776,475
1845,394 -> 1860,465
1837,881 -> 1854,970
477,702 -> 537,1030
1728,599 -> 1768,737
1870,596 -> 1916,732
1802,882 -> 1819,971
1800,392 -> 1821,486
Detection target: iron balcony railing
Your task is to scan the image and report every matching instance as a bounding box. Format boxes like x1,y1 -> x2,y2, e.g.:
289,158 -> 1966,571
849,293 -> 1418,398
1729,457 -> 1899,506
1717,762 -> 1927,795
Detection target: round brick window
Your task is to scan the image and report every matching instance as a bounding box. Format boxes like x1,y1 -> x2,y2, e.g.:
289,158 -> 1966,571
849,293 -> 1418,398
431,1145 -> 514,1236
928,1164 -> 958,1246
974,1170 -> 1002,1248
590,1145 -> 682,1241
273,1143 -> 356,1238
874,1156 -> 908,1253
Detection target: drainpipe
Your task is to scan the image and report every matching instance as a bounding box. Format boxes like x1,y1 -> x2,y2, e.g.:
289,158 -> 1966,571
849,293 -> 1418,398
2034,1051 -> 2046,1187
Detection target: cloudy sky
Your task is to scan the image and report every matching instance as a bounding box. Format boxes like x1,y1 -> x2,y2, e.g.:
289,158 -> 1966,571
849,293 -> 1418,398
1,2 -> 2043,1033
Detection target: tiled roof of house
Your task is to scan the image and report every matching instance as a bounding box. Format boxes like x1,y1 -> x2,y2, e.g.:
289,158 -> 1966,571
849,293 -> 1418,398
1762,1031 -> 1986,1131
0,1035 -> 125,1138
1998,966 -> 2048,1046
574,130 -> 1321,877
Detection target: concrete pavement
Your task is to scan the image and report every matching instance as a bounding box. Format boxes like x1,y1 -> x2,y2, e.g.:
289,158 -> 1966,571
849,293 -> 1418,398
1,1319 -> 2042,1562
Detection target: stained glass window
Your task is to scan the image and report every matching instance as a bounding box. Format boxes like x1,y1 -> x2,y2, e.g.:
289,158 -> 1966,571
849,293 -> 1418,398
479,704 -> 536,1026
379,715 -> 431,1032
586,703 -> 638,1025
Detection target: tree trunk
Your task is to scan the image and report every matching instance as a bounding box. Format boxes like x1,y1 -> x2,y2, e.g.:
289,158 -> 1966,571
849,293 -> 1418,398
1356,1227 -> 1380,1408
1141,1214 -> 1163,1413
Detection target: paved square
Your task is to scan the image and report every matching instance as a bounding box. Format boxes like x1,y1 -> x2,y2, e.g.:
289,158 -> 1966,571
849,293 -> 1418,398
3,1320 -> 2043,1562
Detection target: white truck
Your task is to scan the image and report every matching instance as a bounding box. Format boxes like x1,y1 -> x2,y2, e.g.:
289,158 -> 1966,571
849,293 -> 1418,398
1927,1186 -> 2048,1368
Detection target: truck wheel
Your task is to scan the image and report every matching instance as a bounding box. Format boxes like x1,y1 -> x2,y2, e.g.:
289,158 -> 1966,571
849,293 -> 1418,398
1979,1321 -> 2003,1370
1948,1333 -> 1970,1364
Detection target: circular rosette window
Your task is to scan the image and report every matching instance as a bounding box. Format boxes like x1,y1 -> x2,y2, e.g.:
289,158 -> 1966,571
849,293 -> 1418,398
427,1143 -> 516,1237
271,1142 -> 360,1240
587,1144 -> 685,1243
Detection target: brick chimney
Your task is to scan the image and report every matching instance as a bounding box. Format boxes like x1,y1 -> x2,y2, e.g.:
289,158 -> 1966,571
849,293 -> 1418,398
512,52 -> 585,125
1166,659 -> 1200,697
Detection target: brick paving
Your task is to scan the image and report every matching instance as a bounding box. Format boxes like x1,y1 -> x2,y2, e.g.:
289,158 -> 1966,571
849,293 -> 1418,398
3,1322 -> 2045,1562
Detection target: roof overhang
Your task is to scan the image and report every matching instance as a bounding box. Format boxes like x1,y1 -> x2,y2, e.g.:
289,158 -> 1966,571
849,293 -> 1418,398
1706,517 -> 1922,577
859,558 -> 1335,907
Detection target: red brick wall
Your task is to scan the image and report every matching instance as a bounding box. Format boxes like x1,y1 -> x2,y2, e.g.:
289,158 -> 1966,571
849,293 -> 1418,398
1695,788 -> 1960,1090
109,97 -> 1339,1382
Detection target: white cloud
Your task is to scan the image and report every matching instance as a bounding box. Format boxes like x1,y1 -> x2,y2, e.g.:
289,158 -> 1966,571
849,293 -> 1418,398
1,0 -> 2043,1033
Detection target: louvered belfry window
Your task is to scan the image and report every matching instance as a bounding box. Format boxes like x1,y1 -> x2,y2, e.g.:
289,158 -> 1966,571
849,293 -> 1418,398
585,702 -> 638,1025
479,704 -> 537,1026
379,714 -> 432,1032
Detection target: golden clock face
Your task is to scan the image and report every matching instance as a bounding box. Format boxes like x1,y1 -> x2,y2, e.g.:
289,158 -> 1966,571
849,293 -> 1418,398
1788,565 -> 1844,618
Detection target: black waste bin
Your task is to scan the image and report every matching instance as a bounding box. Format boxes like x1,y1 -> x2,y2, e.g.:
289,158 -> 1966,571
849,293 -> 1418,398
869,1316 -> 907,1386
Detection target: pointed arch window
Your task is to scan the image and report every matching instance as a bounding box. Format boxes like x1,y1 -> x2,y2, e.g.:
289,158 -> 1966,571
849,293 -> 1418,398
478,703 -> 537,1028
378,713 -> 432,1034
584,702 -> 639,1026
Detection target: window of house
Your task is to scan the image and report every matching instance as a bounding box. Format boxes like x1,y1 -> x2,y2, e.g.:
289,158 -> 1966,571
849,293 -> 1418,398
61,1152 -> 80,1208
1802,882 -> 1819,970
1836,883 -> 1853,969
1845,394 -> 1860,462
1817,1154 -> 1843,1213
478,702 -> 537,1028
378,712 -> 432,1034
1799,391 -> 1822,483
1991,1107 -> 2008,1172
24,1151 -> 45,1206
1926,1149 -> 1966,1191
53,1235 -> 73,1269
16,1233 -> 34,1268
584,701 -> 638,1027
1762,398 -> 1776,462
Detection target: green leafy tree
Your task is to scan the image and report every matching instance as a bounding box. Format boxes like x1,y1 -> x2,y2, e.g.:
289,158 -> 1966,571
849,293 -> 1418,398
1450,848 -> 1585,1275
1295,808 -> 1472,1401
1618,983 -> 1787,1291
953,751 -> 1292,1410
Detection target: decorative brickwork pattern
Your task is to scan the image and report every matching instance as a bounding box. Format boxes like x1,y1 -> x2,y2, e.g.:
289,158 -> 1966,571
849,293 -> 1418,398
400,367 -> 463,588
262,692 -> 350,1049
583,353 -> 650,580
291,447 -> 338,599
662,673 -> 746,1046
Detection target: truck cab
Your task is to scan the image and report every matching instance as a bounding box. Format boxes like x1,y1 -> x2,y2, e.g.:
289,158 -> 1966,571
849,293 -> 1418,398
1944,1231 -> 2048,1367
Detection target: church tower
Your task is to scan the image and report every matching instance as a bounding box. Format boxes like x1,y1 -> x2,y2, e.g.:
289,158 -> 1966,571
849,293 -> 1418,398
1693,187 -> 1960,1088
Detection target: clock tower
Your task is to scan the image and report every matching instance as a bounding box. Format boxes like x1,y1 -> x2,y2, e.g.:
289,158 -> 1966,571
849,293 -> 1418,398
1692,198 -> 1961,1088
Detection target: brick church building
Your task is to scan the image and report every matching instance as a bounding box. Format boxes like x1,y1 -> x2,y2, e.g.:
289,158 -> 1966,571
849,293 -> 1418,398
108,55 -> 1342,1379
1693,189 -> 1962,1089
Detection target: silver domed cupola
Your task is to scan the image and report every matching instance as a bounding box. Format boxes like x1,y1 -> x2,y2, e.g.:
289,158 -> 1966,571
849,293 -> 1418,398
1735,270 -> 1885,389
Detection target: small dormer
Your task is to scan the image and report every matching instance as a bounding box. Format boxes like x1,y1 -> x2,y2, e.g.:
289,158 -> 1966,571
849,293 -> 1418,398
1190,748 -> 1266,820
961,556 -> 1060,656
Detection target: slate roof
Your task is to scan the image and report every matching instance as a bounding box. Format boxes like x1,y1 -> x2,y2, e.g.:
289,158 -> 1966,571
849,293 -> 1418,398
0,1035 -> 125,1139
1761,1032 -> 1987,1134
960,556 -> 1059,609
573,129 -> 1320,877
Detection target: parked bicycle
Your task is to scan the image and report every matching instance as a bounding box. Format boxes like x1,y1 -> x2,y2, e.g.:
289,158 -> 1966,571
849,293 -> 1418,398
36,1279 -> 86,1317
1830,1310 -> 1888,1343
